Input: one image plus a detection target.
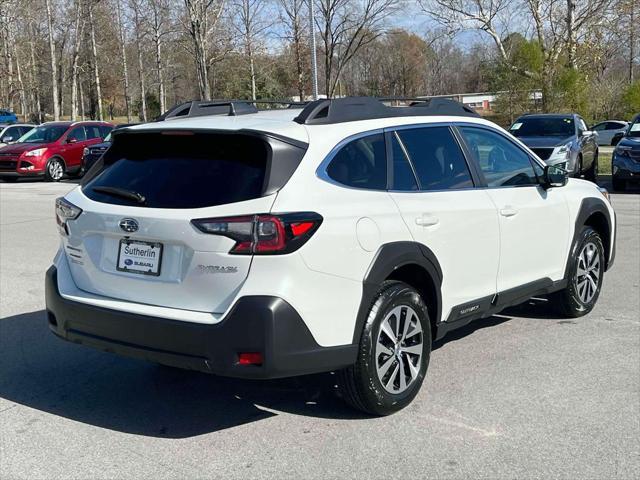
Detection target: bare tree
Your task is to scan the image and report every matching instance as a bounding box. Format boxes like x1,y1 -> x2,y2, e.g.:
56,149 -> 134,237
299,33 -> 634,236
45,0 -> 61,120
148,0 -> 171,113
88,0 -> 104,119
316,0 -> 398,97
183,0 -> 225,100
130,0 -> 147,120
69,0 -> 84,120
233,0 -> 271,100
279,0 -> 308,99
115,0 -> 133,121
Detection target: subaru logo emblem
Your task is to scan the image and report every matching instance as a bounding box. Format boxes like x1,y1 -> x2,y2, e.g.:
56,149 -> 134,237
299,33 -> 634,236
119,218 -> 139,233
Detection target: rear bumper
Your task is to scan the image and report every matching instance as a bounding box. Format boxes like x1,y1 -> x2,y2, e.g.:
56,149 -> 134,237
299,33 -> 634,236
45,266 -> 357,379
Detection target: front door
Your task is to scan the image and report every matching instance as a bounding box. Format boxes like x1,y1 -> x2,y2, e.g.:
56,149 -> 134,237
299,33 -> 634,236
457,125 -> 571,294
61,126 -> 88,168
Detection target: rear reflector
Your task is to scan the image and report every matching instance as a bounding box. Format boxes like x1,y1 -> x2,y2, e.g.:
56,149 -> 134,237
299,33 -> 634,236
238,352 -> 263,365
192,212 -> 322,255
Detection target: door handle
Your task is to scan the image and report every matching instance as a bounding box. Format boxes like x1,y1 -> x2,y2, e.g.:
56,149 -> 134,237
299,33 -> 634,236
415,215 -> 439,227
499,206 -> 518,217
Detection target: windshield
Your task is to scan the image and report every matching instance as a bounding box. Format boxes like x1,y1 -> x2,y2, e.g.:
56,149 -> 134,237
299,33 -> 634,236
627,117 -> 640,138
510,117 -> 575,137
18,125 -> 68,144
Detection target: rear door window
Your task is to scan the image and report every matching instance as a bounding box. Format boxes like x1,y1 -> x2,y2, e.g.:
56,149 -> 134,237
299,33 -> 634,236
396,126 -> 474,191
67,127 -> 86,142
390,133 -> 418,191
82,132 -> 270,209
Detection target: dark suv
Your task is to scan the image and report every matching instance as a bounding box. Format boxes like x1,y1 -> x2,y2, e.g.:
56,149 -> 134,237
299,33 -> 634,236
509,114 -> 598,181
611,114 -> 640,191
0,121 -> 113,182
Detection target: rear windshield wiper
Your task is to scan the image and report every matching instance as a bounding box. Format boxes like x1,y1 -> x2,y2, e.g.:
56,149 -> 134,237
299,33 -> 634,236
92,186 -> 146,205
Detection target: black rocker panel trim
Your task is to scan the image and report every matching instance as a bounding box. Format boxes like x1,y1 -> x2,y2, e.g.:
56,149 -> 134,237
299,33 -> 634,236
353,242 -> 443,344
436,277 -> 566,340
565,197 -> 614,276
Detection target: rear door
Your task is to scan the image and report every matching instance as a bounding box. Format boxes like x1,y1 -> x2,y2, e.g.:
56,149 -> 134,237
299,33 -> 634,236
457,125 -> 570,293
387,125 -> 500,321
64,131 -> 289,314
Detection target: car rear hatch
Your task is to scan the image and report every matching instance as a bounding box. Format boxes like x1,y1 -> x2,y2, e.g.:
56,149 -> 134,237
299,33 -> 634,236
62,129 -> 306,314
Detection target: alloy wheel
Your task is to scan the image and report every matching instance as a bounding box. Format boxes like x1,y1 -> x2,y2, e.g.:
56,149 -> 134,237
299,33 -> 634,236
375,305 -> 423,394
576,241 -> 601,304
48,160 -> 64,181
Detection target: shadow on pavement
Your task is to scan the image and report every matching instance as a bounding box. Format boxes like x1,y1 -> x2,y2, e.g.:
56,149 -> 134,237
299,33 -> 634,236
0,301 -> 553,438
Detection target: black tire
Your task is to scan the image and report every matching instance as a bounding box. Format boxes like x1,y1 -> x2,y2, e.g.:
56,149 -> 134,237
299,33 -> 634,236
584,152 -> 598,182
338,281 -> 432,416
1,177 -> 18,183
44,157 -> 65,182
612,176 -> 625,191
552,226 -> 605,318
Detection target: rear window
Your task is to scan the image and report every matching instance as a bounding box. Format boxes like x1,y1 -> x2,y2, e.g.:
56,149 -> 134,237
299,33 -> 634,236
82,132 -> 270,209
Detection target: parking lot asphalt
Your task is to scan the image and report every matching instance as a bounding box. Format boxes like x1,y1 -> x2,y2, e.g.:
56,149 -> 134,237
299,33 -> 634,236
1,179 -> 638,479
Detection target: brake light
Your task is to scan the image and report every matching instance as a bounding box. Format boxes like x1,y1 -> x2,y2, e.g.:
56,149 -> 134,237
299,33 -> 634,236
192,212 -> 322,255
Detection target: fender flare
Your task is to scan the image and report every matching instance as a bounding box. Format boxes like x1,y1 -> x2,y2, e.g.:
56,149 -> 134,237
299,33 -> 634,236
351,241 -> 443,344
565,197 -> 614,277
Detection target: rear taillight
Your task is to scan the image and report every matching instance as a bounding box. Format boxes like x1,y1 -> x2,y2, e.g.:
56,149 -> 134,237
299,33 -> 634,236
55,197 -> 82,236
192,212 -> 322,255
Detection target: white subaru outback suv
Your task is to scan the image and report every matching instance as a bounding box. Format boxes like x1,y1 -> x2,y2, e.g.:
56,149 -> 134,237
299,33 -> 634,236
46,97 -> 616,415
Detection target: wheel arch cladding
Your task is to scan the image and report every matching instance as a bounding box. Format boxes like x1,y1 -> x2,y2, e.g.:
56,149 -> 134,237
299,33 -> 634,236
352,242 -> 443,344
568,197 -> 614,274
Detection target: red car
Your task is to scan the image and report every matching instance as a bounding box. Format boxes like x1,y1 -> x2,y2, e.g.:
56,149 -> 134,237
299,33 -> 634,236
0,121 -> 113,182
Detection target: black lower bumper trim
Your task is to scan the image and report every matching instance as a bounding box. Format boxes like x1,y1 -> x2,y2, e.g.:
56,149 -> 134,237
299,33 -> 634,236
45,266 -> 357,379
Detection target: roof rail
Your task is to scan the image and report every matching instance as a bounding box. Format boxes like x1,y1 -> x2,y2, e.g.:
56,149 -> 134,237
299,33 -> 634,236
293,96 -> 479,125
156,99 -> 309,121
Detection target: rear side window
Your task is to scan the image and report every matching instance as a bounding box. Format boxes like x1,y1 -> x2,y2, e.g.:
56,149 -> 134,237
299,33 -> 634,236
326,133 -> 387,190
99,125 -> 113,138
396,126 -> 473,191
85,125 -> 102,139
82,132 -> 270,209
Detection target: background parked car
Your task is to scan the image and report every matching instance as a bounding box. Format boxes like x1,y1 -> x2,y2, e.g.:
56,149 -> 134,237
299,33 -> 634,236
0,121 -> 113,182
509,113 -> 599,181
0,124 -> 34,148
81,123 -> 137,173
611,113 -> 640,191
0,110 -> 18,123
591,120 -> 629,146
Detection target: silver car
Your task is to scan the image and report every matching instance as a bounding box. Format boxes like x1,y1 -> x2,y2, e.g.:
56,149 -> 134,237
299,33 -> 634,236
591,120 -> 629,146
0,123 -> 34,148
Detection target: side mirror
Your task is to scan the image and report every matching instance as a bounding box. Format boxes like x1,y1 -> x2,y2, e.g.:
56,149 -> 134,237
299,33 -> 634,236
543,165 -> 567,188
581,130 -> 594,137
2,136 -> 14,143
67,137 -> 78,144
